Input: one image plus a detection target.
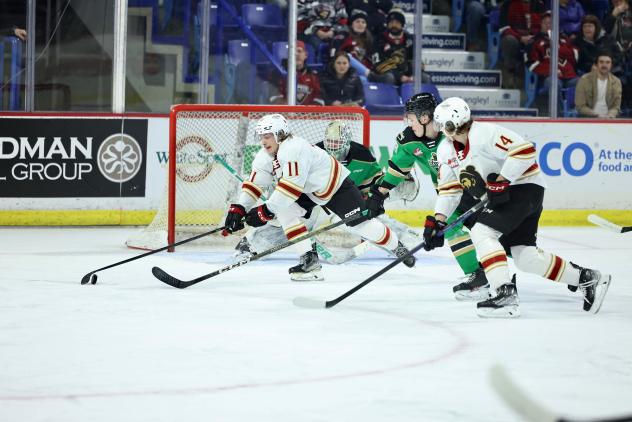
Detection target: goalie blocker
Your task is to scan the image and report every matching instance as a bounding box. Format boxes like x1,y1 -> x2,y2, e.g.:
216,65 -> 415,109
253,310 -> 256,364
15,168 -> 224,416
224,114 -> 416,279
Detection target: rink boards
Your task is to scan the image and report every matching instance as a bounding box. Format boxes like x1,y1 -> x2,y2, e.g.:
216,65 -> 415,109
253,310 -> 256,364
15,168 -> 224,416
0,115 -> 631,226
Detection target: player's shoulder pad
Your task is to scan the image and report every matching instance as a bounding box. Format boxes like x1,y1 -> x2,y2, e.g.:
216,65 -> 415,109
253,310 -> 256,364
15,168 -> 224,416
278,135 -> 310,160
395,126 -> 418,145
436,138 -> 454,164
348,141 -> 377,162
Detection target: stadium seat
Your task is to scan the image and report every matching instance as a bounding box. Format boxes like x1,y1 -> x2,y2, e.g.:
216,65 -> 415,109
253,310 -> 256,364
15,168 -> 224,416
227,39 -> 267,65
486,8 -> 500,69
400,83 -> 443,104
363,82 -> 404,115
452,0 -> 464,31
562,86 -> 577,117
592,0 -> 610,21
242,4 -> 283,28
524,66 -> 541,108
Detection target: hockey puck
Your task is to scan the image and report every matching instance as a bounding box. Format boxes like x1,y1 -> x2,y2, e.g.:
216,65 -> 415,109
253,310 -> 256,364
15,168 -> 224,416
90,274 -> 98,285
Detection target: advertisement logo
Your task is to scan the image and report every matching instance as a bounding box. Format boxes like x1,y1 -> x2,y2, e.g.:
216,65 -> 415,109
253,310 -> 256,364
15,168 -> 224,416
539,142 -> 593,176
175,136 -> 215,183
97,133 -> 143,183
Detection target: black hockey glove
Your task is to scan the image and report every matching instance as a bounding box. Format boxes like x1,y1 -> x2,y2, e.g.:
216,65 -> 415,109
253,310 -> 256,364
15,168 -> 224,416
458,165 -> 486,199
245,204 -> 275,227
423,215 -> 447,251
486,173 -> 510,209
223,204 -> 246,235
365,185 -> 389,219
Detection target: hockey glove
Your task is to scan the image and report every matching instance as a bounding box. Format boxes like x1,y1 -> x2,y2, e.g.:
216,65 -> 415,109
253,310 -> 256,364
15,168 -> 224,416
459,165 -> 486,199
245,204 -> 275,227
223,204 -> 246,236
423,215 -> 447,251
486,173 -> 510,209
365,185 -> 389,219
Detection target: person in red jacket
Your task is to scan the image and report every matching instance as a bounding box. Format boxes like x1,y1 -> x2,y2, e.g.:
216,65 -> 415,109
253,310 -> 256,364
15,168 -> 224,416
527,11 -> 579,112
271,40 -> 324,106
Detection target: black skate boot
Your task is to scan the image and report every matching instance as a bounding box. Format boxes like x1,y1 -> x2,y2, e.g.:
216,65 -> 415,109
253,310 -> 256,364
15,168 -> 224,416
476,275 -> 520,318
392,241 -> 416,268
233,236 -> 254,260
570,262 -> 612,313
452,266 -> 490,301
289,245 -> 323,281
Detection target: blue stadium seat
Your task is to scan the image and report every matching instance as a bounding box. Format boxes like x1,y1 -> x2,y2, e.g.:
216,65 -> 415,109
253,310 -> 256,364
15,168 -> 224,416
227,39 -> 266,65
524,66 -> 541,108
486,8 -> 500,69
400,83 -> 443,104
452,0 -> 464,31
363,82 -> 404,115
562,86 -> 577,117
242,4 -> 284,28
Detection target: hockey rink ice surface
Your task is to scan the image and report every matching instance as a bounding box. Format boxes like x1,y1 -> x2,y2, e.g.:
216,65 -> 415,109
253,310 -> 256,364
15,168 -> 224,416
1,226 -> 631,422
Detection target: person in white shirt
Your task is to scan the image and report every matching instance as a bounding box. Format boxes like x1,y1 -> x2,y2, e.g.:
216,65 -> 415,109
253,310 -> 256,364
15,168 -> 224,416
575,53 -> 623,118
223,114 -> 415,281
423,97 -> 612,318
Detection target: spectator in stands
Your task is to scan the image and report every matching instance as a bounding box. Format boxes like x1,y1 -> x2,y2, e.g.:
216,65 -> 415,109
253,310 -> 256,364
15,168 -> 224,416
528,11 -> 579,111
559,0 -> 585,37
575,52 -> 622,117
499,0 -> 546,89
271,40 -> 323,105
320,51 -> 365,106
603,0 -> 629,33
337,10 -> 375,69
4,25 -> 26,40
367,8 -> 414,85
576,15 -> 620,75
465,0 -> 488,51
344,0 -> 393,39
300,2 -> 348,53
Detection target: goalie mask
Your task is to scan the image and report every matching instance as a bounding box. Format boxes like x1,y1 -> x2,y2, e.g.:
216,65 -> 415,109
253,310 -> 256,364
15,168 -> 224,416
433,97 -> 471,136
255,114 -> 290,143
324,120 -> 352,161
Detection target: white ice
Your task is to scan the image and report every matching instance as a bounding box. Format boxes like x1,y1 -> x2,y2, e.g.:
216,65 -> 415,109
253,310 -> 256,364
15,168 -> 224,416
0,226 -> 631,422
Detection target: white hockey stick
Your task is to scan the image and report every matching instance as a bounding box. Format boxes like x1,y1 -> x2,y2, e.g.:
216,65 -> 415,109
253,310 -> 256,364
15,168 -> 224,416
490,365 -> 632,422
588,214 -> 632,234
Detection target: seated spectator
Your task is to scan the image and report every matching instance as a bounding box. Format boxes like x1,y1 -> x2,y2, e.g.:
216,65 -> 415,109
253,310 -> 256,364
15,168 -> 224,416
560,0 -> 585,38
5,26 -> 26,40
528,11 -> 579,113
575,52 -> 622,117
576,14 -> 620,75
499,0 -> 546,89
300,2 -> 347,53
465,0 -> 488,51
344,0 -> 393,39
271,40 -> 323,105
337,10 -> 375,69
368,8 -> 413,85
603,0 -> 629,33
320,51 -> 365,106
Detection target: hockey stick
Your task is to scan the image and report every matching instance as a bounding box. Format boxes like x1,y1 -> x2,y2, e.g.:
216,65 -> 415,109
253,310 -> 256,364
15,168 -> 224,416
213,154 -> 369,264
80,226 -> 226,285
588,214 -> 632,234
152,210 -> 368,289
490,364 -> 632,422
293,198 -> 487,309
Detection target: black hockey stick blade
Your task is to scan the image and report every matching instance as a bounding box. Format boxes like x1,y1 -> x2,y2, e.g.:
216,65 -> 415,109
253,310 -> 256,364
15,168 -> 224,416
80,226 -> 226,285
152,211 -> 368,289
588,214 -> 632,234
293,198 -> 488,309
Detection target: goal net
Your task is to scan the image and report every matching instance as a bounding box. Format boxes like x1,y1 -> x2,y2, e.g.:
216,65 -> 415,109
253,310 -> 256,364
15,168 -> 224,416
126,104 -> 370,251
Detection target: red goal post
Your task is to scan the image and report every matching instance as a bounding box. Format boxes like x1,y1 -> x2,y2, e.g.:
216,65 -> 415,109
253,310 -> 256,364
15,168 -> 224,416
126,104 -> 371,251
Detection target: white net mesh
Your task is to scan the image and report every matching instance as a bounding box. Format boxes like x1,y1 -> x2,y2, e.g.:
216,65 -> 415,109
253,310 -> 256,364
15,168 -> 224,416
126,105 -> 369,250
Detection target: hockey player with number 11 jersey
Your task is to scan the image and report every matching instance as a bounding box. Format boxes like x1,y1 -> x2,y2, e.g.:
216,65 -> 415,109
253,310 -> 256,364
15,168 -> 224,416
223,114 -> 416,281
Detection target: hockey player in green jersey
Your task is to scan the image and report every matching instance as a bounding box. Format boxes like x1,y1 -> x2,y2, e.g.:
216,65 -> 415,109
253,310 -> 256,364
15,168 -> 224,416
365,92 -> 489,300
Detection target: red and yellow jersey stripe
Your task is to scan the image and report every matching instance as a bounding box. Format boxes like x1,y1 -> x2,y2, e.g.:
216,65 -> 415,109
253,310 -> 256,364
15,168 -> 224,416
284,222 -> 308,241
313,156 -> 342,202
241,180 -> 264,201
480,251 -> 508,273
275,178 -> 303,201
508,143 -> 537,160
438,180 -> 463,196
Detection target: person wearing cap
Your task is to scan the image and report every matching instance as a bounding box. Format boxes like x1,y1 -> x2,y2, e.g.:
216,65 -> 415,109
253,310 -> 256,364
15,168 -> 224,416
368,8 -> 414,85
344,0 -> 393,39
271,40 -> 323,106
337,9 -> 375,69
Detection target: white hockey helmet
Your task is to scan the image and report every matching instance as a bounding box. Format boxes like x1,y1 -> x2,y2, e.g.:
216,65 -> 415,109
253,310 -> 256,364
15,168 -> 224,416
255,113 -> 290,143
433,97 -> 471,135
324,120 -> 352,161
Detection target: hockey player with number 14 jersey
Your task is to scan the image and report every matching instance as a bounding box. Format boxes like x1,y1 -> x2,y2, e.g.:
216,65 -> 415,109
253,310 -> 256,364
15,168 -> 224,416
425,97 -> 612,318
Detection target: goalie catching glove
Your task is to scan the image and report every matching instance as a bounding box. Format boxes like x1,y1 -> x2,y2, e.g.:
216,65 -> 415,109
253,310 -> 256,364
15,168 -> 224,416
423,215 -> 447,251
245,204 -> 275,227
223,204 -> 246,235
365,184 -> 389,218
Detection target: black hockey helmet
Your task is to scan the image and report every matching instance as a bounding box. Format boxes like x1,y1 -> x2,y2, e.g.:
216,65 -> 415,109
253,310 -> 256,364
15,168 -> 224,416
405,92 -> 438,121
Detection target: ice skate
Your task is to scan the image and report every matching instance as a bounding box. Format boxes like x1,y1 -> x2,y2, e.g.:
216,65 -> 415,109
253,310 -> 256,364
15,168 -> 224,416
477,277 -> 520,318
289,247 -> 324,281
233,236 -> 253,260
571,262 -> 612,314
391,241 -> 416,268
452,266 -> 490,301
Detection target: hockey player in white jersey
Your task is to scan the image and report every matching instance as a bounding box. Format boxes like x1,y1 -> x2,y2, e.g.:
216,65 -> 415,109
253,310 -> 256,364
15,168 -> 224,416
424,97 -> 611,318
223,114 -> 415,281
